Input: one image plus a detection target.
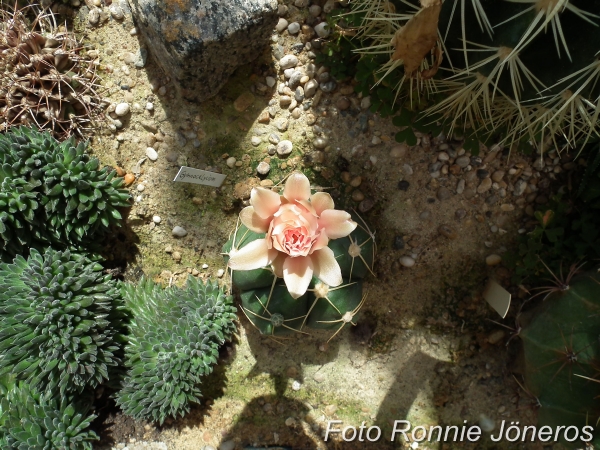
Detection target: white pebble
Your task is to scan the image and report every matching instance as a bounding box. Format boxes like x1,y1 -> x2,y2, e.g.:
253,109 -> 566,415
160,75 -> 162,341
287,22 -> 300,34
265,76 -> 276,87
399,256 -> 415,268
226,157 -> 237,168
291,380 -> 301,391
129,27 -> 138,35
136,184 -> 145,192
202,263 -> 209,269
152,215 -> 161,224
314,22 -> 330,38
146,147 -> 158,161
276,18 -> 288,33
172,226 -> 187,238
217,269 -> 225,278
115,102 -> 130,116
279,54 -> 299,70
145,102 -> 154,111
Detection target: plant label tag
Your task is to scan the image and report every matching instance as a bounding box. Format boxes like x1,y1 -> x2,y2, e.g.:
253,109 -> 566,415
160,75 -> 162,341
173,166 -> 226,187
483,279 -> 511,318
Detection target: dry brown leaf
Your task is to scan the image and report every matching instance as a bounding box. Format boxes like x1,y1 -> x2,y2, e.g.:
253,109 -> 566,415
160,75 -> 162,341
391,2 -> 442,76
420,43 -> 443,79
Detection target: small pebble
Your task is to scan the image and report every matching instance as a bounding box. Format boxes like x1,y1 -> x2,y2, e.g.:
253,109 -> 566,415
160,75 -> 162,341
438,224 -> 458,240
352,190 -> 365,202
287,22 -> 300,34
277,140 -> 293,157
291,380 -> 301,391
172,251 -> 182,262
486,254 -> 502,266
152,215 -> 161,224
146,147 -> 158,161
276,18 -> 288,33
137,184 -> 145,192
257,161 -> 271,175
109,4 -> 124,20
251,136 -> 262,146
219,441 -> 235,450
279,54 -> 299,70
115,102 -> 130,116
314,22 -> 330,38
397,180 -> 410,191
123,173 -> 135,186
172,226 -> 188,238
217,269 -> 225,278
226,157 -> 236,168
399,256 -> 415,268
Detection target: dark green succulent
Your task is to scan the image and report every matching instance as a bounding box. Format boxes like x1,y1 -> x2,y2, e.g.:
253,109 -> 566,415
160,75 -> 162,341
0,379 -> 98,450
0,127 -> 131,259
0,248 -> 125,397
116,277 -> 237,424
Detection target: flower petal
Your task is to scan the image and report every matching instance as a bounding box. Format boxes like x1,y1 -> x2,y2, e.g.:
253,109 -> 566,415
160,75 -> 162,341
312,247 -> 342,287
228,239 -> 278,271
310,192 -> 334,215
271,252 -> 286,278
283,172 -> 311,203
239,206 -> 270,233
251,187 -> 281,219
309,229 -> 329,254
318,210 -> 357,239
283,256 -> 314,299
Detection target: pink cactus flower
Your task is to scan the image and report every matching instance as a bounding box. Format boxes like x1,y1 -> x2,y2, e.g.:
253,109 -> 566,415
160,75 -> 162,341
228,172 -> 357,298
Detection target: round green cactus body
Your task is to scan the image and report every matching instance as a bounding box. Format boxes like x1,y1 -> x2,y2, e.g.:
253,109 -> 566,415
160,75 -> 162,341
116,277 -> 237,425
521,271 -> 600,447
224,210 -> 375,341
0,248 -> 124,397
306,279 -> 364,330
240,283 -> 309,336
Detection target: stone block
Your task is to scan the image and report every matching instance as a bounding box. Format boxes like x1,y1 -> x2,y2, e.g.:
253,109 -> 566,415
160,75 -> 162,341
128,0 -> 278,102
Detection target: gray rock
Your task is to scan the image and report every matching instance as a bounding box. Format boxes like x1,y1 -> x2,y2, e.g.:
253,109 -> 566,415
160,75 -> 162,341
287,22 -> 300,34
172,226 -> 187,237
257,161 -> 271,175
455,155 -> 470,168
304,79 -> 318,97
289,70 -> 304,88
110,4 -> 125,20
276,17 -> 288,33
279,54 -> 299,69
128,0 -> 278,102
277,140 -> 293,157
314,21 -> 330,38
513,179 -> 527,196
295,86 -> 304,102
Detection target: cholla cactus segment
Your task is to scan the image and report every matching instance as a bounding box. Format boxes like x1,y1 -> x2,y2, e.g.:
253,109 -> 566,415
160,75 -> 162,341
0,248 -> 124,397
240,283 -> 309,336
0,127 -> 131,259
222,223 -> 276,291
0,381 -> 98,450
116,277 -> 237,425
0,5 -> 102,139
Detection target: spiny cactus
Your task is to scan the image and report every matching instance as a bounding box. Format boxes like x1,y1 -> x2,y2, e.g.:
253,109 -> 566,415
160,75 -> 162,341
351,0 -> 600,151
224,212 -> 375,342
0,4 -> 102,139
0,247 -> 125,397
520,269 -> 600,447
0,378 -> 98,450
0,127 -> 131,259
116,277 -> 237,425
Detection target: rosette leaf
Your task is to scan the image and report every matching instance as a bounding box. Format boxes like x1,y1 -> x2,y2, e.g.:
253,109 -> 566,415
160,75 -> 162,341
0,380 -> 98,450
0,248 -> 125,397
116,277 -> 237,424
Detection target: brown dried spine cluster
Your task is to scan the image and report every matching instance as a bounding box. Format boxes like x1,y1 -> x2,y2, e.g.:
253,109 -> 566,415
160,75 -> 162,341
0,6 -> 101,139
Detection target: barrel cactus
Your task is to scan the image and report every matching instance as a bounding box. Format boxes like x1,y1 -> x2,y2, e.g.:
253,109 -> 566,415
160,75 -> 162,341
0,247 -> 125,397
223,172 -> 375,341
351,0 -> 600,150
0,127 -> 131,259
520,269 -> 600,447
115,277 -> 237,425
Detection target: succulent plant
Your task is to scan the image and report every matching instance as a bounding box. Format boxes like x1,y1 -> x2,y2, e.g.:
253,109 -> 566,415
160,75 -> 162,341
0,247 -> 125,397
520,268 -> 600,447
0,127 -> 131,259
223,173 -> 375,341
0,378 -> 98,450
350,0 -> 600,151
116,277 -> 237,424
0,4 -> 102,139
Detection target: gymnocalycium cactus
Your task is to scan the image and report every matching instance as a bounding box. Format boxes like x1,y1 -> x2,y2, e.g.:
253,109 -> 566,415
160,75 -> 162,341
116,277 -> 237,424
0,247 -> 125,397
223,172 -> 375,341
0,127 -> 131,259
0,378 -> 98,450
351,0 -> 600,151
520,268 -> 600,447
